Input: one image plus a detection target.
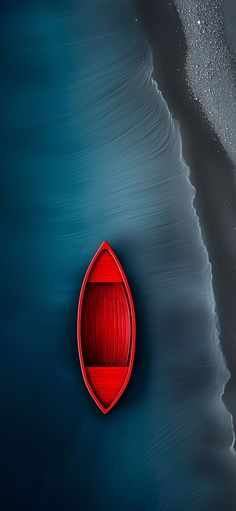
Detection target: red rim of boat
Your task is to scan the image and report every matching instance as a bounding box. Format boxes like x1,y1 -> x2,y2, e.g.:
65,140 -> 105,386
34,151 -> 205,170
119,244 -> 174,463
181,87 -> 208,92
77,241 -> 136,414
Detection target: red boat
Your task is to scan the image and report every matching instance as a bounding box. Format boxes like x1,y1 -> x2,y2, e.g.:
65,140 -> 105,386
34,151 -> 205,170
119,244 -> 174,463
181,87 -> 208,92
77,241 -> 136,414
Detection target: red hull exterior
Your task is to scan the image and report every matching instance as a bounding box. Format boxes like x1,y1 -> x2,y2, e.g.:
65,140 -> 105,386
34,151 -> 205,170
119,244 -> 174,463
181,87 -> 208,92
77,241 -> 136,414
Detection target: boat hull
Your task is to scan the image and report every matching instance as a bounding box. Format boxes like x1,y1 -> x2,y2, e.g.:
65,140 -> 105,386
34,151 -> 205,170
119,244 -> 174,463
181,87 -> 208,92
77,241 -> 136,413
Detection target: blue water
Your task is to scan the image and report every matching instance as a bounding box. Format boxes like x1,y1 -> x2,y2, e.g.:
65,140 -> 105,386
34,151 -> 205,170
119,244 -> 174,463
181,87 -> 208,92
2,2 -> 236,510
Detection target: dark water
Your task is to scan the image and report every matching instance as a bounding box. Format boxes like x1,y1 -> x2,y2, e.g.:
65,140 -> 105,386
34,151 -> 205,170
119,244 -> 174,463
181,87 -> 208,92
2,2 -> 236,510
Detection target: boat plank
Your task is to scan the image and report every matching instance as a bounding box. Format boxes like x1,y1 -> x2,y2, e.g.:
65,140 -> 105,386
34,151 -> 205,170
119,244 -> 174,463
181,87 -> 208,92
86,367 -> 128,407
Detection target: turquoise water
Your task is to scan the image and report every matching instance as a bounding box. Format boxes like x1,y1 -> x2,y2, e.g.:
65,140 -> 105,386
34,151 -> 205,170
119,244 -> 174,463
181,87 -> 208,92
2,2 -> 236,510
